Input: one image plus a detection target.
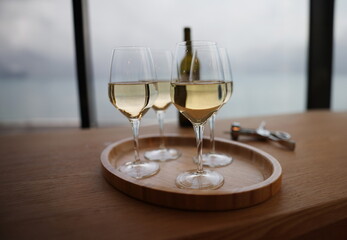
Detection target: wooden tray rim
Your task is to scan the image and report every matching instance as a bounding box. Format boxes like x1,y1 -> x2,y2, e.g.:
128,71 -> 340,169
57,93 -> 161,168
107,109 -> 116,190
101,134 -> 282,196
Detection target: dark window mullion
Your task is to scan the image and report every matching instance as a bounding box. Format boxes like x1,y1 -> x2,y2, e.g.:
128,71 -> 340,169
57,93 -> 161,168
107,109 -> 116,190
72,0 -> 96,128
307,0 -> 335,109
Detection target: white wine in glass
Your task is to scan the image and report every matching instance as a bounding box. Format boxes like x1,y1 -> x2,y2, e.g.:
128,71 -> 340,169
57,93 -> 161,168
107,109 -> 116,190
171,81 -> 231,124
109,82 -> 157,119
144,50 -> 181,161
171,41 -> 229,190
108,47 -> 159,179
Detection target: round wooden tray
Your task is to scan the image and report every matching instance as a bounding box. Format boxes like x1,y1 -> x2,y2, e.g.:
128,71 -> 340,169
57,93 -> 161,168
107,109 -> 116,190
101,135 -> 282,211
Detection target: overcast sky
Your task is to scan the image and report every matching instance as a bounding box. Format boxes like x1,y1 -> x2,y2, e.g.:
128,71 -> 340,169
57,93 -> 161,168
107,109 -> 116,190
0,0 -> 346,79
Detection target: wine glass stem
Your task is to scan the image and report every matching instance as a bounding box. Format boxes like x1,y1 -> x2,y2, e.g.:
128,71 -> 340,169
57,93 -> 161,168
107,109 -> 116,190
130,118 -> 141,163
209,113 -> 216,154
193,124 -> 204,173
156,110 -> 166,149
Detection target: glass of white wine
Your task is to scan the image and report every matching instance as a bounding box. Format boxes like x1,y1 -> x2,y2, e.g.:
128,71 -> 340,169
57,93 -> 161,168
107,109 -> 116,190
171,41 -> 231,190
108,47 -> 160,179
144,50 -> 181,161
200,48 -> 234,167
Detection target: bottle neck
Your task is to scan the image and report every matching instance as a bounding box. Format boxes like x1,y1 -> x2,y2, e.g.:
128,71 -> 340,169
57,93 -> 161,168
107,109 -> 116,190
184,28 -> 192,53
186,40 -> 192,54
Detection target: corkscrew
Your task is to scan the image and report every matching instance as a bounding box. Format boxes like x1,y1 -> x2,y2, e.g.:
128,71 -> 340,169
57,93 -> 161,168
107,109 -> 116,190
226,121 -> 296,151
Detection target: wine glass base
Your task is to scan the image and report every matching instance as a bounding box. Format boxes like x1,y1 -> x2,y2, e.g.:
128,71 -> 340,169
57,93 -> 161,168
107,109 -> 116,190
176,169 -> 224,190
118,161 -> 160,179
196,153 -> 233,167
144,148 -> 181,162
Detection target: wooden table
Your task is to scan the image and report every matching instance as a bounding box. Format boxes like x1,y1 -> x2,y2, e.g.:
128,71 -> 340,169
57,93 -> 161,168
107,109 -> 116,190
1,110 -> 347,239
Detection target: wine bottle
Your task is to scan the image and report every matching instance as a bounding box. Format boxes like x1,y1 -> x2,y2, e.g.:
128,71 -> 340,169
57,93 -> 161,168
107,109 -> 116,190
178,27 -> 200,127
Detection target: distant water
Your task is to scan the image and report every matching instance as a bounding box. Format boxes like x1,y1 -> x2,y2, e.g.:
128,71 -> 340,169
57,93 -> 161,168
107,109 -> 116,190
0,74 -> 346,127
0,76 -> 79,126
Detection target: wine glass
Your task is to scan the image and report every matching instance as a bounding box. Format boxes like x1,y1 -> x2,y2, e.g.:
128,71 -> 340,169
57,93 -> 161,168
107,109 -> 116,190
144,50 -> 181,161
108,47 -> 160,179
171,41 -> 230,190
200,48 -> 234,167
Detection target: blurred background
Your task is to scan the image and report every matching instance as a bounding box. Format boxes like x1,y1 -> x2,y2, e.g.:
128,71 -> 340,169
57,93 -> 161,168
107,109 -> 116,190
0,0 -> 346,131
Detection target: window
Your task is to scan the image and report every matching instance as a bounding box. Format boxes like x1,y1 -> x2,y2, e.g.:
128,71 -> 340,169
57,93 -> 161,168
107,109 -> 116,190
89,0 -> 309,126
332,0 -> 347,111
3,1 -> 331,129
0,0 -> 78,128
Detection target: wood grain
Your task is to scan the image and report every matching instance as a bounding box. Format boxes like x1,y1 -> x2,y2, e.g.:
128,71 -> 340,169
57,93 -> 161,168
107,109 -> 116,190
101,135 -> 282,210
0,110 -> 346,239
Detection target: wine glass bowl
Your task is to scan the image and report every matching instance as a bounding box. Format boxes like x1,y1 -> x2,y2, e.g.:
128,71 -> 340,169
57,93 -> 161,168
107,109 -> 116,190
200,48 -> 234,167
144,50 -> 181,161
171,41 -> 230,190
108,47 -> 160,179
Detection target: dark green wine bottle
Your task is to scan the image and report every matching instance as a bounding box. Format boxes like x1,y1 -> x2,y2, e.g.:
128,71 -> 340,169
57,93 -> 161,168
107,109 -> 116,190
178,27 -> 200,127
